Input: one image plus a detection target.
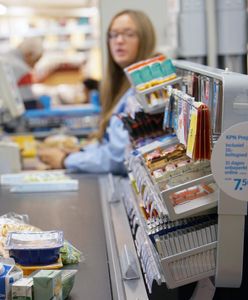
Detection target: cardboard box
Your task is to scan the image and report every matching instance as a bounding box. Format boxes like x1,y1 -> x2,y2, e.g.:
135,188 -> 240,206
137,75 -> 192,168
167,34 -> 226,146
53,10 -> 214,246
33,270 -> 62,300
12,278 -> 33,300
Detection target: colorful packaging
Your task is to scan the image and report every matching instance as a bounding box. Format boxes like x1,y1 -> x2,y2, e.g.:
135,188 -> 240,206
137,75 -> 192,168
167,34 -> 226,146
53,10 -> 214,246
33,270 -> 62,300
11,136 -> 37,158
12,278 -> 33,300
125,55 -> 175,93
161,59 -> 176,79
0,258 -> 23,300
129,69 -> 143,86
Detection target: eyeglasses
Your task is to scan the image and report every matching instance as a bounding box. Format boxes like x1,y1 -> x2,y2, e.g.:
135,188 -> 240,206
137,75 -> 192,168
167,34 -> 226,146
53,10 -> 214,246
108,30 -> 138,41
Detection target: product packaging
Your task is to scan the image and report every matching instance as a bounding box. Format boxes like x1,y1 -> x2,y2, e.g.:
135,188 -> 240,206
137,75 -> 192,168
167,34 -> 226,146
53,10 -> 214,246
5,231 -> 64,266
33,270 -> 62,300
11,277 -> 33,300
0,258 -> 23,300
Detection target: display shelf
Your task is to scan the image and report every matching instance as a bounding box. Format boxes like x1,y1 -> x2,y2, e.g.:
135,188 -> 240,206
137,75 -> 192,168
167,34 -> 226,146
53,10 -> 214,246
0,24 -> 93,39
25,104 -> 100,118
138,77 -> 182,96
123,60 -> 248,293
39,24 -> 93,37
0,13 -> 99,56
119,175 -> 218,290
120,176 -> 166,290
160,174 -> 217,220
134,76 -> 182,114
128,147 -> 216,221
173,60 -> 248,288
161,242 -> 217,289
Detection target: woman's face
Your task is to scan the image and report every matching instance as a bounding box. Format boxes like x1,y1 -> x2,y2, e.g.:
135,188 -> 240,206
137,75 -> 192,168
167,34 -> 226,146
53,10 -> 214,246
109,14 -> 139,68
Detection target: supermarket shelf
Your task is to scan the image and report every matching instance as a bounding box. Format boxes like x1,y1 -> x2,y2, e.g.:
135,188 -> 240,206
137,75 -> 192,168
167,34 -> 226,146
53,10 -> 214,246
127,145 -> 217,221
160,174 -> 217,221
0,25 -> 93,39
137,77 -> 182,96
116,175 -> 165,293
161,242 -> 217,289
135,76 -> 182,114
25,104 -> 100,118
10,127 -> 95,139
120,176 -> 218,290
136,97 -> 168,114
126,60 -> 248,291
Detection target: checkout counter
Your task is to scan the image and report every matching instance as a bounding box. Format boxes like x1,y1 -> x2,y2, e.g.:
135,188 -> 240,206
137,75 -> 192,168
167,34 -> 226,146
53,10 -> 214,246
0,163 -> 248,299
0,174 -> 112,300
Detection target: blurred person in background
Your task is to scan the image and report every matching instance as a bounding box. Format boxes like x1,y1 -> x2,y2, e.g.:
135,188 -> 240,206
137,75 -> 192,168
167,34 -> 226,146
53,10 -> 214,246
39,9 -> 157,174
1,37 -> 44,109
83,78 -> 99,103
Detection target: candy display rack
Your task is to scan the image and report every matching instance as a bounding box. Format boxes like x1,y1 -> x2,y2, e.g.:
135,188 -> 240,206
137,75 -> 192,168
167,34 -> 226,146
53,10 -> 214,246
100,60 -> 248,298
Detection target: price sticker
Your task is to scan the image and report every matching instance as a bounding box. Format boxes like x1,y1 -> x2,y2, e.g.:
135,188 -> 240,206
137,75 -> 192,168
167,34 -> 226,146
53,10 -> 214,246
211,121 -> 248,201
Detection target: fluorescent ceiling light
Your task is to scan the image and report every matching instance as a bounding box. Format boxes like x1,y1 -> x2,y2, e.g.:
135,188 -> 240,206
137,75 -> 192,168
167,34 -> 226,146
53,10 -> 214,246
0,3 -> 7,15
79,7 -> 98,17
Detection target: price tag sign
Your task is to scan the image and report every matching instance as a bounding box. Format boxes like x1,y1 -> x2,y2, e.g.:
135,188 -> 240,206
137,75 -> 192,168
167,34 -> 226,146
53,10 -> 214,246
211,121 -> 248,201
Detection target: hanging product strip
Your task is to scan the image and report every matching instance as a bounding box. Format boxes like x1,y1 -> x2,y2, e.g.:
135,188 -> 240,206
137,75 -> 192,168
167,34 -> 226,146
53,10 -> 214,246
178,69 -> 223,139
164,88 -> 212,161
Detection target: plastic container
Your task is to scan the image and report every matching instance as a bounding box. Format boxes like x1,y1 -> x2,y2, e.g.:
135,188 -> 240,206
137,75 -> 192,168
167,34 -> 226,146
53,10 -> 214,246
5,231 -> 64,266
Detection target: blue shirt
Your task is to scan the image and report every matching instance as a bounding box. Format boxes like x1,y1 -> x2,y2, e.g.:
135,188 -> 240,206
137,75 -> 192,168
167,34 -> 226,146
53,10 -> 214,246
64,88 -> 140,174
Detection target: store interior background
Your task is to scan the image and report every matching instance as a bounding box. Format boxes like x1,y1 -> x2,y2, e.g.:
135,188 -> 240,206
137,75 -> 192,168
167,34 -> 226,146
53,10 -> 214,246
0,0 -> 246,107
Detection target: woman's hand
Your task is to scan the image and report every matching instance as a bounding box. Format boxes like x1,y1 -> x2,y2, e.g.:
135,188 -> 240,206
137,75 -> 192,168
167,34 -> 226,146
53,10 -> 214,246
38,148 -> 67,169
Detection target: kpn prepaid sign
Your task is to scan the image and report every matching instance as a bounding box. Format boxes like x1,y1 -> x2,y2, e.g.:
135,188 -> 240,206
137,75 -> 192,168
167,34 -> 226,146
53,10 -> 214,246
211,121 -> 248,201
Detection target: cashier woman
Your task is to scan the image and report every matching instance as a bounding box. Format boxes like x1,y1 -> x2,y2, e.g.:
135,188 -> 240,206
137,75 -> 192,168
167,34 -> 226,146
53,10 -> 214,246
39,9 -> 157,174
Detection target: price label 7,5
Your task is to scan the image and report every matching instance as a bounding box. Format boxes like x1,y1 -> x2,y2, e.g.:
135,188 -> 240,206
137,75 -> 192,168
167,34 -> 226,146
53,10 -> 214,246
233,178 -> 248,191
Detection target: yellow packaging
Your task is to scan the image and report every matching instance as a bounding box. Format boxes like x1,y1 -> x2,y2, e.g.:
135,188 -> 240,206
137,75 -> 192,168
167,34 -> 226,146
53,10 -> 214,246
187,107 -> 198,158
17,257 -> 63,276
11,135 -> 37,158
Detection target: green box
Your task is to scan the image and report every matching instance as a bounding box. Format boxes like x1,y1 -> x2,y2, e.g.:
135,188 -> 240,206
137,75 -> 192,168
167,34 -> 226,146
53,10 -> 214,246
129,69 -> 144,86
33,270 -> 62,300
140,65 -> 153,83
150,62 -> 164,79
161,59 -> 176,76
12,278 -> 33,300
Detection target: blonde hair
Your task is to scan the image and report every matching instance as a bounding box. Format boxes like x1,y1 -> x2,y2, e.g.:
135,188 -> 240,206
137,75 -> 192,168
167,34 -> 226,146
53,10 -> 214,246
96,9 -> 156,140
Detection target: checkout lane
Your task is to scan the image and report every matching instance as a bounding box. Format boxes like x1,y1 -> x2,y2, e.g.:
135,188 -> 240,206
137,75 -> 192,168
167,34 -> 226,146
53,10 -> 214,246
0,174 -> 112,300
